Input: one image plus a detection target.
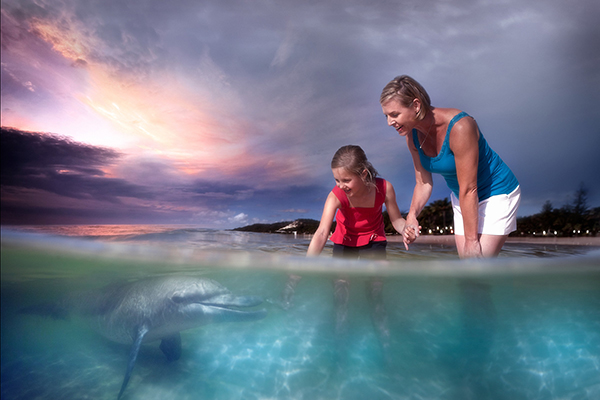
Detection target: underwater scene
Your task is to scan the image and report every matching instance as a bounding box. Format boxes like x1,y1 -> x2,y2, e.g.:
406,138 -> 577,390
2,226 -> 600,400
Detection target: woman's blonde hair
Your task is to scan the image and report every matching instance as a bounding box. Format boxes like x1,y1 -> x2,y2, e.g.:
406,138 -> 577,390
380,75 -> 432,121
331,145 -> 379,188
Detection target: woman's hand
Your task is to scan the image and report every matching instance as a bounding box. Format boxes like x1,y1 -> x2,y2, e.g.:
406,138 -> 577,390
462,239 -> 483,258
402,222 -> 420,250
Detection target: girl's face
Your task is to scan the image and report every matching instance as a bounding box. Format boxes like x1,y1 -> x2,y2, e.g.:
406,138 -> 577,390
332,167 -> 367,198
381,98 -> 418,137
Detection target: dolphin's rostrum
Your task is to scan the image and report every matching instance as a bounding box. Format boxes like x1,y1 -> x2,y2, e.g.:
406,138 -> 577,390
21,275 -> 267,399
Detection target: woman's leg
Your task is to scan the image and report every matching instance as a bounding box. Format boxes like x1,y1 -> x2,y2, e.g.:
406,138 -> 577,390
456,279 -> 496,397
479,234 -> 508,257
454,234 -> 508,258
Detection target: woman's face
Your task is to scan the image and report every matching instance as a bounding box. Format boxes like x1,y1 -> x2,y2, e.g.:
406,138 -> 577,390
332,167 -> 367,198
381,98 -> 418,137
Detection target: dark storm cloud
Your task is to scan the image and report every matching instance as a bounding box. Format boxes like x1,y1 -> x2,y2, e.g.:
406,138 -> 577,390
0,129 -> 158,224
1,128 -> 161,225
1,127 -> 153,201
2,127 -> 118,176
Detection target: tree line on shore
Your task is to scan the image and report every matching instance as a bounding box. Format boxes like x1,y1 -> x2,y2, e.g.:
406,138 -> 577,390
513,185 -> 599,237
235,184 -> 598,237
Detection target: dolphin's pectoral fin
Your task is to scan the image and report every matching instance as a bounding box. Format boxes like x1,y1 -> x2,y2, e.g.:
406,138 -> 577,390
117,325 -> 149,400
159,333 -> 182,362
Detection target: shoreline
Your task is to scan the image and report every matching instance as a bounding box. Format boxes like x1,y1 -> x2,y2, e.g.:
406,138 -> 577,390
386,234 -> 600,247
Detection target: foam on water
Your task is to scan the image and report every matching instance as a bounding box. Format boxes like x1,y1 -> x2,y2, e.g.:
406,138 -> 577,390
2,228 -> 600,400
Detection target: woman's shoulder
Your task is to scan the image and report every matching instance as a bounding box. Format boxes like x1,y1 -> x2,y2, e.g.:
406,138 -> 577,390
435,108 -> 475,132
437,107 -> 466,121
446,110 -> 479,150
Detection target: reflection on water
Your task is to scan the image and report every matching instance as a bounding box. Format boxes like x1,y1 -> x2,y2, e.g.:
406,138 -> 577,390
1,228 -> 600,400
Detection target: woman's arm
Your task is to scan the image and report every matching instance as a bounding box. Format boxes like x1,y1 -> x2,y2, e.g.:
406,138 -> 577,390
384,181 -> 417,249
450,116 -> 481,258
307,191 -> 340,257
405,135 -> 433,232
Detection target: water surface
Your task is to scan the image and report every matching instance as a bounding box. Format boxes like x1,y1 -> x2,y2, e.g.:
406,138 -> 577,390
2,226 -> 599,400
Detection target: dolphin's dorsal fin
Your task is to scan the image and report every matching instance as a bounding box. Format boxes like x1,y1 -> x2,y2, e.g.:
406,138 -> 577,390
117,325 -> 149,400
159,332 -> 182,361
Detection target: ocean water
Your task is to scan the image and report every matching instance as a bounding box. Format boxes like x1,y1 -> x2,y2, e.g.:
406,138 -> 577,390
1,225 -> 600,400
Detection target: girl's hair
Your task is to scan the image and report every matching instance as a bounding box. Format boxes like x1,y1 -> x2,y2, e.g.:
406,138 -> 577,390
380,75 -> 432,121
331,145 -> 379,188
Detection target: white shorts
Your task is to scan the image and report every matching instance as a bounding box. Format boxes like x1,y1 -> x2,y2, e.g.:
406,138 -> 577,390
451,186 -> 521,236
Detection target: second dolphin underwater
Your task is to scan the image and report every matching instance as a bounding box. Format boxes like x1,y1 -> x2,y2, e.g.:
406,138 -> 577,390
21,275 -> 268,399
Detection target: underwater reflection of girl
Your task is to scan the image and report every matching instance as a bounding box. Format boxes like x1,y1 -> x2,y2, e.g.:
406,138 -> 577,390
279,145 -> 416,355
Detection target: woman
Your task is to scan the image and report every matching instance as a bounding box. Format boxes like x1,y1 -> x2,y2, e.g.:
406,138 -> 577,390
380,75 -> 520,258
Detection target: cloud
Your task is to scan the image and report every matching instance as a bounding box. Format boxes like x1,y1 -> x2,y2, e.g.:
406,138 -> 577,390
0,127 -> 330,226
1,0 -> 599,225
1,127 -> 119,175
1,127 -> 154,203
229,213 -> 248,225
281,209 -> 309,214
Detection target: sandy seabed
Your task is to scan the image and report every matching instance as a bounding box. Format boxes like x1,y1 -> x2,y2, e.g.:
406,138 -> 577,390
387,234 -> 600,247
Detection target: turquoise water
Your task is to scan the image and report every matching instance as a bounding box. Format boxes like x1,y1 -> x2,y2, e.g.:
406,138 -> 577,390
2,226 -> 600,400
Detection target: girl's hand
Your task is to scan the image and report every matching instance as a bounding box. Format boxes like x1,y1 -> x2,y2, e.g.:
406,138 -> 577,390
402,224 -> 420,250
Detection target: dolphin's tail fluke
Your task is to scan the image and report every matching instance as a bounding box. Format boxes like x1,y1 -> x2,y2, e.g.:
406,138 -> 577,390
20,302 -> 69,320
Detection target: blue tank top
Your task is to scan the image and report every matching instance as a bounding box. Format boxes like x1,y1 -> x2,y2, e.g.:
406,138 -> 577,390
412,111 -> 519,201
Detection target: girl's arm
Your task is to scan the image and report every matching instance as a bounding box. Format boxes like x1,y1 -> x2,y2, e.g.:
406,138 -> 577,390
384,181 -> 415,250
449,116 -> 481,258
405,135 -> 433,232
307,191 -> 340,257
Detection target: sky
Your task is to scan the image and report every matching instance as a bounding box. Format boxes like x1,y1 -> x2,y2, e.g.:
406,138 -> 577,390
1,0 -> 599,228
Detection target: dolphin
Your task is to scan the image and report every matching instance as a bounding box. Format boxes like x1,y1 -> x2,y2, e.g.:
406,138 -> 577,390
21,275 -> 267,399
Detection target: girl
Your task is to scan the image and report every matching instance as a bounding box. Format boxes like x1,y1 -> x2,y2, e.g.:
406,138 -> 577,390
307,144 -> 414,258
281,145 -> 415,351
